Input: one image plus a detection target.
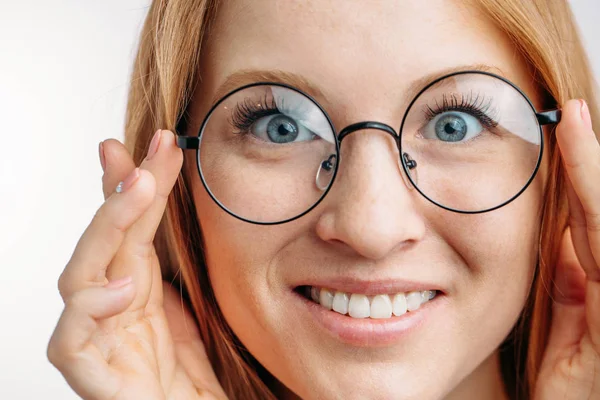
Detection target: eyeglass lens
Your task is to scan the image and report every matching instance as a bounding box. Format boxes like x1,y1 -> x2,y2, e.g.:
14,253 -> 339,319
400,72 -> 541,213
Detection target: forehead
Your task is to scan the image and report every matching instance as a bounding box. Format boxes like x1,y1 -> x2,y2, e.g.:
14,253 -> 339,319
199,0 -> 535,119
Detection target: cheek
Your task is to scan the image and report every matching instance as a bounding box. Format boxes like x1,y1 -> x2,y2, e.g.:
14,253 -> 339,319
431,164 -> 543,357
190,169 -> 304,347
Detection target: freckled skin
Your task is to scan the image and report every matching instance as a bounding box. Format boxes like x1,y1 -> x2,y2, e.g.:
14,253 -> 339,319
186,1 -> 546,399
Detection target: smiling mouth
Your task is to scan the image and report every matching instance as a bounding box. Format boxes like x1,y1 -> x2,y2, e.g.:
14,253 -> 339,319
296,286 -> 438,320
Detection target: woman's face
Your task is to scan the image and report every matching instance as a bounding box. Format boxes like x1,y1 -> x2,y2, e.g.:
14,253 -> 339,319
188,1 -> 547,398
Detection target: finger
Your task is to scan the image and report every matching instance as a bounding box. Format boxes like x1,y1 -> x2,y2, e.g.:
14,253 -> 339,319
126,129 -> 183,245
544,228 -> 587,365
101,139 -> 136,200
586,279 -> 600,351
161,282 -> 228,398
552,227 -> 587,304
556,99 -> 600,279
566,172 -> 600,281
58,169 -> 156,300
47,280 -> 135,399
107,130 -> 183,309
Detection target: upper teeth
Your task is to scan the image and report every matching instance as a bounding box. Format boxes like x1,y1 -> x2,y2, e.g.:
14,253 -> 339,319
308,287 -> 436,319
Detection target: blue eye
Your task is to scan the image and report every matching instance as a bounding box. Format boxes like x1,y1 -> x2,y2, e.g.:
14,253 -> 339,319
252,114 -> 315,143
230,87 -> 336,145
422,111 -> 483,142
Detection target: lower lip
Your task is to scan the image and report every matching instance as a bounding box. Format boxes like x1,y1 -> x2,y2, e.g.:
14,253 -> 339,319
293,290 -> 446,347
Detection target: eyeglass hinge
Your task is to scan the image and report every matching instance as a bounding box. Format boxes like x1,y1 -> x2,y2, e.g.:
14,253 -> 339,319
177,136 -> 200,149
536,109 -> 562,125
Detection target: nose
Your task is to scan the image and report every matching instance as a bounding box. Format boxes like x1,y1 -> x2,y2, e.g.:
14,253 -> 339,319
315,125 -> 426,260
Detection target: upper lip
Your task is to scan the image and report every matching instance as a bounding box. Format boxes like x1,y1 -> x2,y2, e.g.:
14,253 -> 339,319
294,277 -> 445,296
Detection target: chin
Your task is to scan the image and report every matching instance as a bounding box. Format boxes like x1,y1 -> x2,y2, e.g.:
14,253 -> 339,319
285,366 -> 449,400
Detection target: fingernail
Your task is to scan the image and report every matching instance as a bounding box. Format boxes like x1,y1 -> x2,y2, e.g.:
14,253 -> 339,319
99,141 -> 106,171
104,276 -> 133,289
116,168 -> 140,193
580,99 -> 593,130
146,130 -> 162,160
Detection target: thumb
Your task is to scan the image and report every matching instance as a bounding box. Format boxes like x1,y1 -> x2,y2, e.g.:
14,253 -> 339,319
544,227 -> 587,364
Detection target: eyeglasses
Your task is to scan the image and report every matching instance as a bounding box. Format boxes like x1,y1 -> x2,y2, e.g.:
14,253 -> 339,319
177,70 -> 561,225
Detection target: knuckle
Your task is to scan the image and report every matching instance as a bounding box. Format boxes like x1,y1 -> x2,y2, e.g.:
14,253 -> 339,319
65,290 -> 88,313
57,268 -> 78,301
585,211 -> 600,233
122,237 -> 155,261
129,246 -> 154,267
94,202 -> 129,235
47,340 -> 81,374
57,272 -> 69,300
47,330 -> 68,368
568,213 -> 587,230
46,339 -> 60,366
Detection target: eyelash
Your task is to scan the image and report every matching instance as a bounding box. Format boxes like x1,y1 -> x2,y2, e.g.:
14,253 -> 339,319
231,95 -> 279,134
423,92 -> 499,129
230,91 -> 500,134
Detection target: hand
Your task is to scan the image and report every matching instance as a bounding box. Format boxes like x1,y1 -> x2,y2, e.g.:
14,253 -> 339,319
535,100 -> 600,399
47,131 -> 227,400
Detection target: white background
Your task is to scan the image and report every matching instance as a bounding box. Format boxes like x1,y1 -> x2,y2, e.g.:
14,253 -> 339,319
0,1 -> 598,399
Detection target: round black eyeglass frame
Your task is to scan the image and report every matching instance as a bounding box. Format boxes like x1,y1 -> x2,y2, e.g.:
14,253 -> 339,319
176,70 -> 562,225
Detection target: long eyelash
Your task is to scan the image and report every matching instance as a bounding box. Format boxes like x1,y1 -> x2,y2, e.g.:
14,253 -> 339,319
423,91 -> 499,129
230,94 -> 279,134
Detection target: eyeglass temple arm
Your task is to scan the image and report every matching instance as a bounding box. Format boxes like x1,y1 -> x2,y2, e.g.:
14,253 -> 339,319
177,136 -> 200,149
175,113 -> 200,149
536,109 -> 562,125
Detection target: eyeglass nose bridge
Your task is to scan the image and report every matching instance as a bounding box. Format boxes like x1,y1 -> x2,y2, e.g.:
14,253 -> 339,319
337,120 -> 399,143
332,120 -> 417,191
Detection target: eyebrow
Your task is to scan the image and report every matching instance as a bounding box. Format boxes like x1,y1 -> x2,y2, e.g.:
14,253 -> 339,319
403,64 -> 505,101
211,63 -> 505,107
211,70 -> 326,105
